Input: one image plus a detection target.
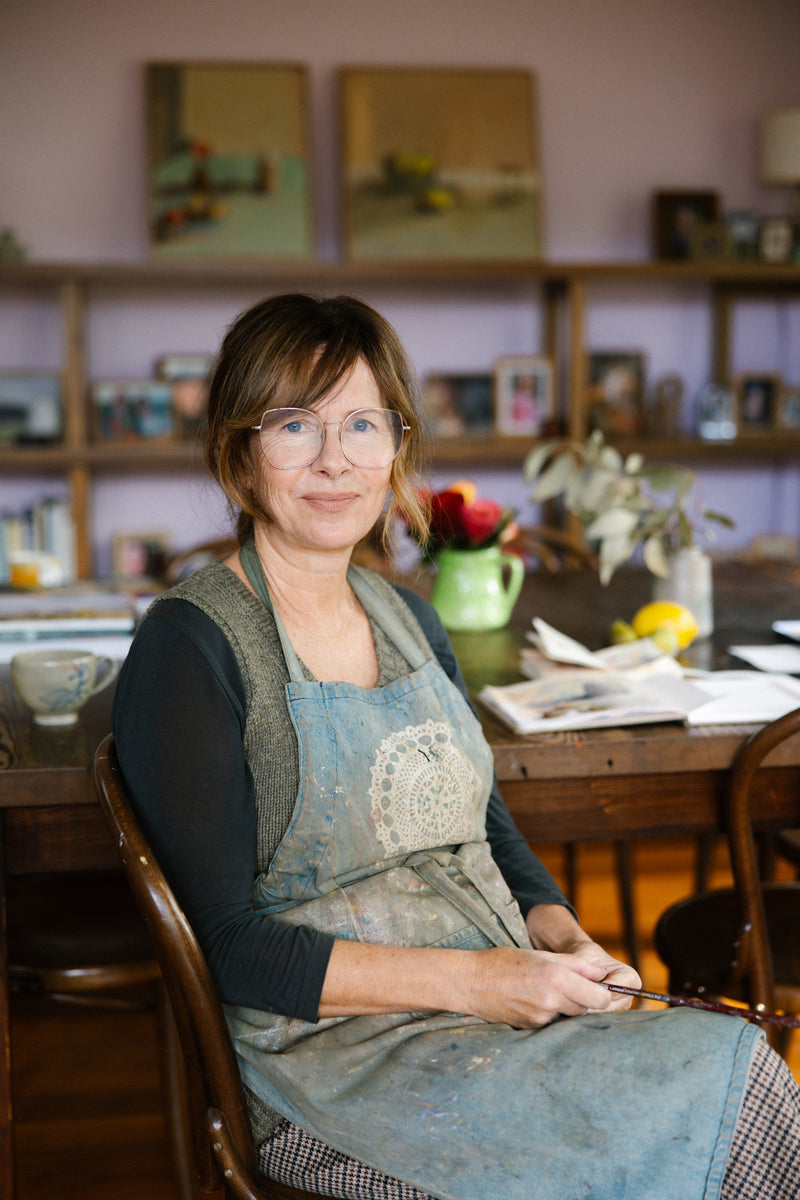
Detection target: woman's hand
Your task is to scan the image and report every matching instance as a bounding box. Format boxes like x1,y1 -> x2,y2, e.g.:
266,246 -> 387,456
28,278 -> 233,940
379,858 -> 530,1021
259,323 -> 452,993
457,944 -> 633,1029
318,904 -> 642,1027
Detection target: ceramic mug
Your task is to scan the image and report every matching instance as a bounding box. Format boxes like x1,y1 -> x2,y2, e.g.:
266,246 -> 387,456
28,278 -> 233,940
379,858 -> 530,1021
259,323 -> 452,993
11,648 -> 118,726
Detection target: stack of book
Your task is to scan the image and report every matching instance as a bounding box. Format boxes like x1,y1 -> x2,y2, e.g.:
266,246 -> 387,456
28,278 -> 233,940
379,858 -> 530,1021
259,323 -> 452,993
0,587 -> 142,663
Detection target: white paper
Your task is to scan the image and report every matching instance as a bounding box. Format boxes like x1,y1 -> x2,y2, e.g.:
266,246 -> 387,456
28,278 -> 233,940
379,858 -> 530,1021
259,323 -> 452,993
772,620 -> 800,642
728,644 -> 800,674
683,670 -> 800,725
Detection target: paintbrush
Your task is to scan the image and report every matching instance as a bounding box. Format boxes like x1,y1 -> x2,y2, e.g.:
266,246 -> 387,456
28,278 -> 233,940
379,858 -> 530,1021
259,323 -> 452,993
603,982 -> 800,1030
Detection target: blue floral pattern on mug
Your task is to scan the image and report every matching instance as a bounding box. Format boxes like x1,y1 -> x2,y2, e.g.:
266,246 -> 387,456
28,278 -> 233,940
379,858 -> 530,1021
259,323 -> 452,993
39,660 -> 93,711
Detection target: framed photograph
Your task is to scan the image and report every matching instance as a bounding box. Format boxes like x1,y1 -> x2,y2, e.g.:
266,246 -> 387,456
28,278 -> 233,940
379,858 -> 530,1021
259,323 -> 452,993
145,61 -> 312,259
0,371 -> 62,444
759,217 -> 794,264
112,531 -> 172,581
725,210 -> 760,261
93,379 -> 175,442
155,353 -> 212,437
340,67 -> 542,261
777,386 -> 800,430
493,355 -> 555,436
734,373 -> 782,434
422,373 -> 494,436
652,190 -> 720,260
586,352 -> 645,437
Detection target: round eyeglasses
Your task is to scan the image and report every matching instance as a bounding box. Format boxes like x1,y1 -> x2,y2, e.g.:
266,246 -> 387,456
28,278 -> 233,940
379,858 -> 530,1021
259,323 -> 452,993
252,407 -> 410,470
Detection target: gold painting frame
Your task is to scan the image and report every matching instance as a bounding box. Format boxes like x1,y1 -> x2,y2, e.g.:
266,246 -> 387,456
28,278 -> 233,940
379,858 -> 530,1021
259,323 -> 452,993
145,61 -> 313,259
340,67 -> 542,261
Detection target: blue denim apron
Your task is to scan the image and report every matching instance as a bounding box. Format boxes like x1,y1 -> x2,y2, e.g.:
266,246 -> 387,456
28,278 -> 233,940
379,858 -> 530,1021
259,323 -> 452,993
226,545 -> 761,1200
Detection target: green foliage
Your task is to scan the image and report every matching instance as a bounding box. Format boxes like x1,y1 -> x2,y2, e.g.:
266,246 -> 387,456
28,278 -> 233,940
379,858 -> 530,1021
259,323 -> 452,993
524,431 -> 734,584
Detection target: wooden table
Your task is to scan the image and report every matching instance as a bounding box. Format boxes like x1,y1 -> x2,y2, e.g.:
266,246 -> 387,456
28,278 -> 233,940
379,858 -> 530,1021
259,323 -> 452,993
443,560 -> 800,845
1,557 -> 800,1196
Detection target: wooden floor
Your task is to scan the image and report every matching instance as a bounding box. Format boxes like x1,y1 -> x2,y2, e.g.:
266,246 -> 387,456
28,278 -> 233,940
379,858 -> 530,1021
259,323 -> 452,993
10,835 -> 800,1199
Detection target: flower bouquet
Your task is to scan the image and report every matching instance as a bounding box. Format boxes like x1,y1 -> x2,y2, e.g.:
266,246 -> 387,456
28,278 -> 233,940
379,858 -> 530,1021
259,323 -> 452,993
411,481 -> 523,632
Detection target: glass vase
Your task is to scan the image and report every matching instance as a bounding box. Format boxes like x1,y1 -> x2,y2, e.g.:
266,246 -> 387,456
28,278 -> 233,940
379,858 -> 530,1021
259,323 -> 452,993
652,546 -> 714,638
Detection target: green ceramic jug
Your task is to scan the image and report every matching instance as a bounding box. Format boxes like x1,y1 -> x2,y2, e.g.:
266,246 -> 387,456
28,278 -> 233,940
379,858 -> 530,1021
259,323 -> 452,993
430,545 -> 525,632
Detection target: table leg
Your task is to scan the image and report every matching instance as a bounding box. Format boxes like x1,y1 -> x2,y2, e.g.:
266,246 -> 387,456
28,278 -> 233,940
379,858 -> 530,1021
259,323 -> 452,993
0,813 -> 16,1197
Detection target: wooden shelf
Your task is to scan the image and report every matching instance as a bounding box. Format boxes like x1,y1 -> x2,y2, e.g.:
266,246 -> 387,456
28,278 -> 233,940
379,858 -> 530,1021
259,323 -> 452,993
2,257 -> 800,576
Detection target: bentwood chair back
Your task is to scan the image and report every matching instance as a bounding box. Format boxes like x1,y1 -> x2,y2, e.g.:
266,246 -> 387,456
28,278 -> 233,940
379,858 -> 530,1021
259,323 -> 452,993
93,734 -> 315,1200
655,706 -> 800,1055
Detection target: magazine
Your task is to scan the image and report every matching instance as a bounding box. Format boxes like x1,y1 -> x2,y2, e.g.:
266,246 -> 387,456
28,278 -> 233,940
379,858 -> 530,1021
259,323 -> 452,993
478,670 -> 707,735
479,618 -> 800,734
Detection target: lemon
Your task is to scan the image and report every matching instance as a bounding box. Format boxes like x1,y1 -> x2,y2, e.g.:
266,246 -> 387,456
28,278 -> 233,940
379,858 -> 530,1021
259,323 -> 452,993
631,601 -> 698,649
609,618 -> 638,645
650,625 -> 681,655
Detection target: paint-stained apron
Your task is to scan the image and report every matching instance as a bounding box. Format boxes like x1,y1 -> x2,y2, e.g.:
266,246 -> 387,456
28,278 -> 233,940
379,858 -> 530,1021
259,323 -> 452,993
226,546 -> 761,1200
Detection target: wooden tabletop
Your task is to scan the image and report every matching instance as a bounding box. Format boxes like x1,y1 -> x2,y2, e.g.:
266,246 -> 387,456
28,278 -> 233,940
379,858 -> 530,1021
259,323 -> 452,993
1,557 -> 799,827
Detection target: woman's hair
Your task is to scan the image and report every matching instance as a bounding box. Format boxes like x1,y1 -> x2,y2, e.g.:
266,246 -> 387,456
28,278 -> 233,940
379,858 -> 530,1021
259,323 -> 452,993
205,293 -> 429,547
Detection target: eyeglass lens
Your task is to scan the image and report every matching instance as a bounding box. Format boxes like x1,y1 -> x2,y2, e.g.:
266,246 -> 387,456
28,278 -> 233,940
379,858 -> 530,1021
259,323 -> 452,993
258,408 -> 405,469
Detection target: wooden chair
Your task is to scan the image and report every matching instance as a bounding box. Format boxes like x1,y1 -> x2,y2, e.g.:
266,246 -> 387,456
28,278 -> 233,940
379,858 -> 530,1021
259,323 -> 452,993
161,537 -> 239,587
655,706 -> 800,1054
93,733 -> 325,1200
6,863 -> 195,1199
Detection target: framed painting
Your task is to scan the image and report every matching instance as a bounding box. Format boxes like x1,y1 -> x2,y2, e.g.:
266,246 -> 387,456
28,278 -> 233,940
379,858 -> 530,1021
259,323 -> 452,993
586,352 -> 646,437
422,373 -> 494,436
145,62 -> 313,259
340,67 -> 542,261
493,355 -> 555,436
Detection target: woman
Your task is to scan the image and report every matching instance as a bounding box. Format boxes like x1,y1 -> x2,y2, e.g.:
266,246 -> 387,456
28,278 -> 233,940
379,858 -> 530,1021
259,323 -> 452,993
114,293 -> 800,1200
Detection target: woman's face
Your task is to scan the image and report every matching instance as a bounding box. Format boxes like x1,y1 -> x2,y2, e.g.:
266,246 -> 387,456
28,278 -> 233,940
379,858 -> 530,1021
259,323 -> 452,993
250,357 -> 395,557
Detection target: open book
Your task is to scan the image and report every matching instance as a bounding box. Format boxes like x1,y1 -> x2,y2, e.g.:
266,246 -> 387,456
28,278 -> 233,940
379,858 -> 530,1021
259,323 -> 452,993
478,619 -> 800,734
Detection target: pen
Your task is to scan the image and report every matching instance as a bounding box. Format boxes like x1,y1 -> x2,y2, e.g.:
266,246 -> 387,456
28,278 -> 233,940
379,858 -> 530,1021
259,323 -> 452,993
603,982 -> 800,1030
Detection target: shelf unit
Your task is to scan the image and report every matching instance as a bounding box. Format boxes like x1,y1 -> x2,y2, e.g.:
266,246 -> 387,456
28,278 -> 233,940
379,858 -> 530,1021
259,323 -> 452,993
2,258 -> 800,577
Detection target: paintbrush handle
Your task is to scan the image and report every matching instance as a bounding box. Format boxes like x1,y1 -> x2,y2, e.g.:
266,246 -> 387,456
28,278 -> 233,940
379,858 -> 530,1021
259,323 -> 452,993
603,982 -> 800,1030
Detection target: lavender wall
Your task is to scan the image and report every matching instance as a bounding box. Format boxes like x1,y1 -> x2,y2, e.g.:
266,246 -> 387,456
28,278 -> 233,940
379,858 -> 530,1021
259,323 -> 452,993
2,0 -> 799,572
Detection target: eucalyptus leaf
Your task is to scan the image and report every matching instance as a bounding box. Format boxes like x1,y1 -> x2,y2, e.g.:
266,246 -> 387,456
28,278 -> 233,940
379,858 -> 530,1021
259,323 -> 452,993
598,534 -> 637,585
643,534 -> 670,577
584,507 -> 638,539
523,429 -> 734,583
529,452 -> 576,500
523,441 -> 560,483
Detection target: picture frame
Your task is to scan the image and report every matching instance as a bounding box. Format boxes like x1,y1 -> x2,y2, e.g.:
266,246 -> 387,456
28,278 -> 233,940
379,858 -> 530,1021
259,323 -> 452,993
145,61 -> 313,259
422,373 -> 494,437
155,353 -> 212,437
725,210 -> 760,261
93,378 -> 175,442
0,371 -> 62,444
339,67 -> 542,261
776,386 -> 800,430
759,216 -> 794,264
493,355 -> 555,436
586,352 -> 645,437
112,531 -> 172,581
734,372 -> 782,434
652,190 -> 720,260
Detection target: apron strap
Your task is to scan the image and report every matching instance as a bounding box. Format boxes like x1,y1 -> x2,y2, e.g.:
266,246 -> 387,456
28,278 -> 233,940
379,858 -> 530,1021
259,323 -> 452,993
239,538 -> 431,681
239,539 -> 306,681
407,852 -> 531,949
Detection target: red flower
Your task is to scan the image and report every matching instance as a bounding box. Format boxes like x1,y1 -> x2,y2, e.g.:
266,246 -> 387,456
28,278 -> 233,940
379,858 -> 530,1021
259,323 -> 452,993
428,488 -> 466,542
461,498 -> 504,545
